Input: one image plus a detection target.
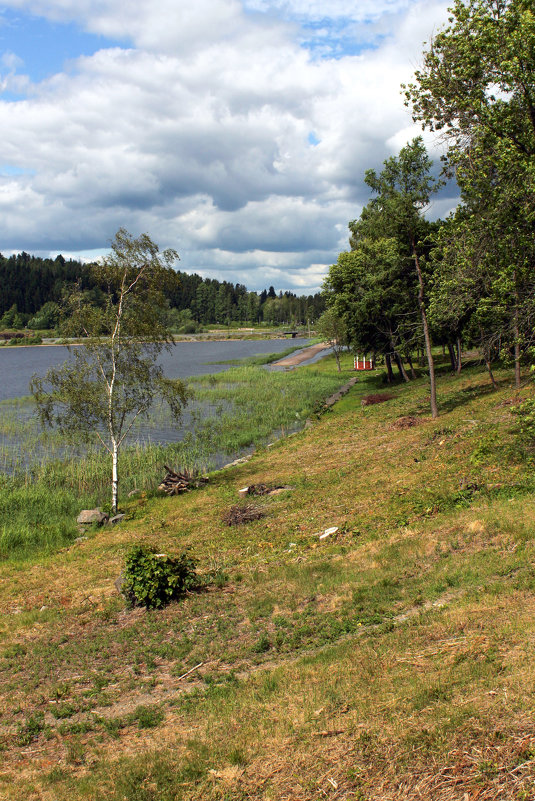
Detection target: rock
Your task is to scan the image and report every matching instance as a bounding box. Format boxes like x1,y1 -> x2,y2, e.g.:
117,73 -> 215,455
76,508 -> 109,526
223,455 -> 252,469
109,514 -> 126,526
74,536 -> 88,544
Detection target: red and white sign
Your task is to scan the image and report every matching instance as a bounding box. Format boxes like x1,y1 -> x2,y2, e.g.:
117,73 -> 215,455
354,356 -> 373,371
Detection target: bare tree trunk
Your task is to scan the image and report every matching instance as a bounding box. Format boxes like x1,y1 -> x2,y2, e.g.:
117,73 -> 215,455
514,300 -> 521,389
112,441 -> 119,514
447,343 -> 457,372
385,353 -> 394,383
456,336 -> 462,374
483,352 -> 498,390
412,241 -> 438,418
393,351 -> 410,382
406,352 -> 417,379
334,347 -> 341,372
480,329 -> 497,390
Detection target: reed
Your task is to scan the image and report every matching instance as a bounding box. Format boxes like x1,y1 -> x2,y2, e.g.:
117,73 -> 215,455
0,360 -> 347,561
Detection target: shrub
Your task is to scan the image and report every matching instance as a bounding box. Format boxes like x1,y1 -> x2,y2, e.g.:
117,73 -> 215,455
513,398 -> 535,447
122,545 -> 200,609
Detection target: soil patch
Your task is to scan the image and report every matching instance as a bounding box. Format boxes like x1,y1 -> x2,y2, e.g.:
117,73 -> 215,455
361,392 -> 395,407
389,414 -> 426,429
223,504 -> 266,526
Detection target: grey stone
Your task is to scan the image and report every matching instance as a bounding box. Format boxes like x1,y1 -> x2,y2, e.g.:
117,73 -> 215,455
76,508 -> 109,526
109,514 -> 126,526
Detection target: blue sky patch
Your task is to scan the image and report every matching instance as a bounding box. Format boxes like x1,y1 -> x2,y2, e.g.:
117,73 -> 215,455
298,17 -> 385,60
0,9 -> 123,86
0,163 -> 34,176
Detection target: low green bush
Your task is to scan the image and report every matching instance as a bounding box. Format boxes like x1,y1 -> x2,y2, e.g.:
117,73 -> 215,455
513,397 -> 535,447
122,545 -> 200,609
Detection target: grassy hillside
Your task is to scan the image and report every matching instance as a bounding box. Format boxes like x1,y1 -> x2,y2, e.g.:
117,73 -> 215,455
1,353 -> 535,800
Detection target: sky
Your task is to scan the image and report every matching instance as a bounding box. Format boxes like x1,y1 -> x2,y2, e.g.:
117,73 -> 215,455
0,0 -> 457,293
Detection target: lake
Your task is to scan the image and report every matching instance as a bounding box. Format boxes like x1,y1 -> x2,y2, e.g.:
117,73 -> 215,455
0,338 -> 319,474
0,338 -> 312,402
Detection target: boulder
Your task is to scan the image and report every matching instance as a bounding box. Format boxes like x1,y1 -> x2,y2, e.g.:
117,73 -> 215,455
109,514 -> 126,526
76,508 -> 109,526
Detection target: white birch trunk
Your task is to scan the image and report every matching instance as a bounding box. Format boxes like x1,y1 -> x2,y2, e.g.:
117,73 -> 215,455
112,440 -> 118,514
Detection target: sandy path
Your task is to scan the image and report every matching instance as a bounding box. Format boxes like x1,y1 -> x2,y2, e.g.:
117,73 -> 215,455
274,342 -> 329,367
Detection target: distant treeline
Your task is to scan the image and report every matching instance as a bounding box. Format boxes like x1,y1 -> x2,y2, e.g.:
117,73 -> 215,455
0,252 -> 325,329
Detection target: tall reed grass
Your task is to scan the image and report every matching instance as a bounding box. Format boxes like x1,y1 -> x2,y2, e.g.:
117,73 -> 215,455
0,362 -> 345,562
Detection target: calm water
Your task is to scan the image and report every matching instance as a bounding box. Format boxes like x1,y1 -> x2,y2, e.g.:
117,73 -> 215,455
0,338 -> 312,402
0,339 -> 318,473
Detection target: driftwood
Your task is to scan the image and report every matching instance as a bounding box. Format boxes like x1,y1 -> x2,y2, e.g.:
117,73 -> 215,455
158,465 -> 208,496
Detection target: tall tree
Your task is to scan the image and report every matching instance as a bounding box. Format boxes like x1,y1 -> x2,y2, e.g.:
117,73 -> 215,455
31,229 -> 189,514
325,238 -> 416,382
354,138 -> 443,415
405,0 -> 535,387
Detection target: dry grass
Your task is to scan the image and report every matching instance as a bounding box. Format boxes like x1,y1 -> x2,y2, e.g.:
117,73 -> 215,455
1,354 -> 535,799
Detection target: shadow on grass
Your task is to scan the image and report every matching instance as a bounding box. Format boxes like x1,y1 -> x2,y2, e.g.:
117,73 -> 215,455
404,362 -> 508,417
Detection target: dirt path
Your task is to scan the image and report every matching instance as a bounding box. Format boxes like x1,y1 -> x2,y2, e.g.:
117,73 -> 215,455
274,342 -> 330,367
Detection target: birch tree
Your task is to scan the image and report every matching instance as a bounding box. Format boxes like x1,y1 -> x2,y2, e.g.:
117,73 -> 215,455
31,229 -> 189,514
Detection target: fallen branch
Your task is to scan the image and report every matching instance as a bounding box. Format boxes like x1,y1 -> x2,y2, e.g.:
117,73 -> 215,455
223,504 -> 266,526
313,729 -> 346,737
158,466 -> 208,495
175,662 -> 204,682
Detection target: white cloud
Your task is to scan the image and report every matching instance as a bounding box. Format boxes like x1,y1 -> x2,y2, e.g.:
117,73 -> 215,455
0,0 -> 453,292
244,0 -> 413,22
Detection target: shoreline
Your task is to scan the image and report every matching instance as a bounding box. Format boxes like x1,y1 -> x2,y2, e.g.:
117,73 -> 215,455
271,342 -> 329,367
0,334 -> 310,350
